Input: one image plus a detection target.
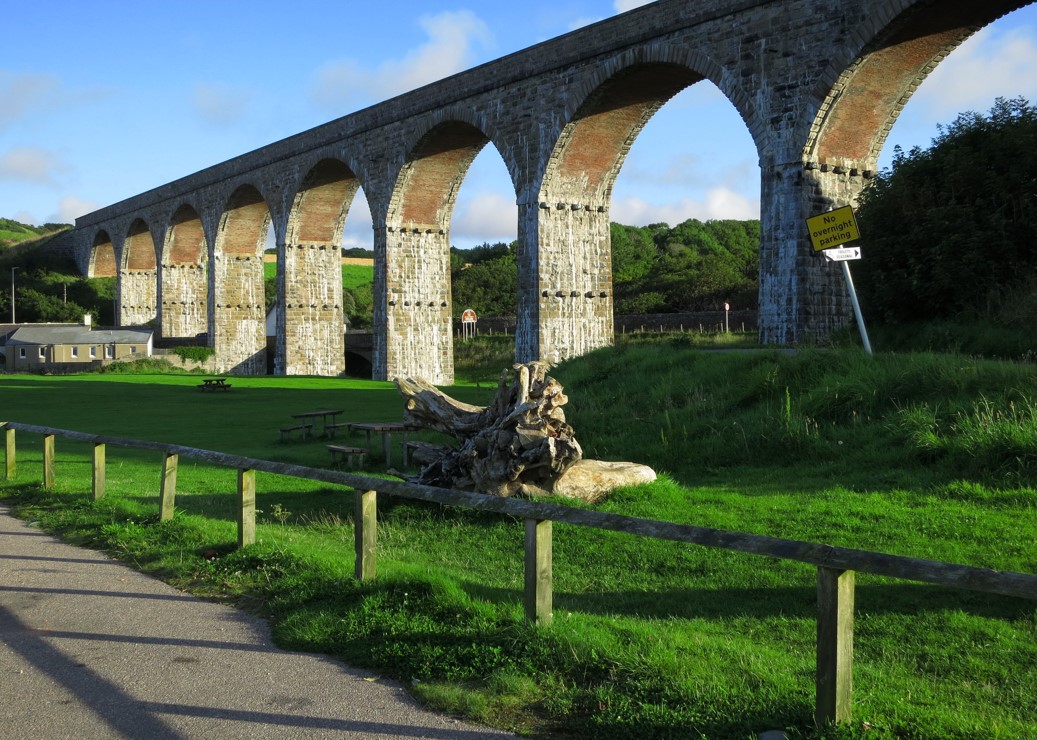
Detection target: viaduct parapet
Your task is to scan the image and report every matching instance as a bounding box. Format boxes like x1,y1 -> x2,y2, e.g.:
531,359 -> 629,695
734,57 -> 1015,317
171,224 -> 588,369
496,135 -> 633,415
71,0 -> 1030,380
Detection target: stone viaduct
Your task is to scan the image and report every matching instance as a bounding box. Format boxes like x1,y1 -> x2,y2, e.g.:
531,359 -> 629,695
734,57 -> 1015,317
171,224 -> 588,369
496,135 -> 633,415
70,0 -> 1031,382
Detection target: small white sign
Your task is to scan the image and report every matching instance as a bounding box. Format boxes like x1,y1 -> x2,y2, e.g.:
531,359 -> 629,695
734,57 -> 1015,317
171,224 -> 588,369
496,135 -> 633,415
823,247 -> 862,262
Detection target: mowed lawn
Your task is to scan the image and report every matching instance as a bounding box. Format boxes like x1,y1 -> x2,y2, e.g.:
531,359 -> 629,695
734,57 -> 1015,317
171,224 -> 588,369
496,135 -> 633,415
1,347 -> 1035,739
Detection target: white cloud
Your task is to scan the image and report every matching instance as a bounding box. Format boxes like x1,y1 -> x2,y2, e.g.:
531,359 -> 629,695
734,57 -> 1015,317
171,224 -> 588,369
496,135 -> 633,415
612,187 -> 759,225
52,195 -> 100,224
0,147 -> 69,186
192,82 -> 251,126
310,11 -> 493,114
614,0 -> 653,13
914,26 -> 1037,118
13,210 -> 39,226
451,190 -> 517,244
0,72 -> 60,128
0,71 -> 110,129
341,194 -> 374,251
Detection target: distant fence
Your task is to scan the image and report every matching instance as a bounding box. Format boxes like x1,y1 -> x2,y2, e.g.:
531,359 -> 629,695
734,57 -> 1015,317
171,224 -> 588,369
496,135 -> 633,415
455,311 -> 758,337
3,420 -> 1034,728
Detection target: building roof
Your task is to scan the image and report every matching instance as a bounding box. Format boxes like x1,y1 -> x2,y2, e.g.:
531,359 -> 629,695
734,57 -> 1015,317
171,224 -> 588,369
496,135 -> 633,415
8,326 -> 153,345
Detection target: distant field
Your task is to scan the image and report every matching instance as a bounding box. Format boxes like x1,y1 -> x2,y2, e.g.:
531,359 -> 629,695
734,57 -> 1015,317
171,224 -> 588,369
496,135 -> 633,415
262,259 -> 373,290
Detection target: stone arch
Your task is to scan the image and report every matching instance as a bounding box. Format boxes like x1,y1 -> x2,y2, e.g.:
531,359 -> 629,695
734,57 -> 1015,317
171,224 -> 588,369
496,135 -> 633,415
88,230 -> 117,279
388,118 -> 495,229
379,118 -> 502,385
160,203 -> 208,340
806,0 -> 1032,172
548,45 -> 754,200
119,218 -> 158,327
212,184 -> 271,374
524,54 -> 726,364
758,0 -> 1037,347
278,158 -> 361,376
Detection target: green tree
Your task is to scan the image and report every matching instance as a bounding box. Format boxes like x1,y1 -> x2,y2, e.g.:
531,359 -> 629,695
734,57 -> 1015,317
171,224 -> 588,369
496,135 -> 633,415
855,96 -> 1037,323
452,251 -> 518,317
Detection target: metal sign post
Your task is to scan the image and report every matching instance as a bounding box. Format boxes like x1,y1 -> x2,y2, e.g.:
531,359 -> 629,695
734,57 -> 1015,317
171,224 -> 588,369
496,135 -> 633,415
806,206 -> 872,355
460,308 -> 478,341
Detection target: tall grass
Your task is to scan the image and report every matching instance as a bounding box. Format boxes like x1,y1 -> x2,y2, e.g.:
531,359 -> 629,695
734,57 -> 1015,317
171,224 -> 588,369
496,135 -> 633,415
2,346 -> 1036,738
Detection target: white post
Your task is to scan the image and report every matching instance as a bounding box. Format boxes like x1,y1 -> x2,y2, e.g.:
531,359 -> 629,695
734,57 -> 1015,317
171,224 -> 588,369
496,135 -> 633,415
840,262 -> 872,355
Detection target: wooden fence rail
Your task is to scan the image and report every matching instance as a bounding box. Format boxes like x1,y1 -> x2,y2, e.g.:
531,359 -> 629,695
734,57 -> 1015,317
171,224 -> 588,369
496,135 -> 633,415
3,420 -> 1036,728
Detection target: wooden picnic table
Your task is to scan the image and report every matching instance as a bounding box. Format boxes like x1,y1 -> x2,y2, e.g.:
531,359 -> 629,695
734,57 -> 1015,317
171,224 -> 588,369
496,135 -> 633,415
290,409 -> 345,437
347,422 -> 421,467
198,378 -> 232,392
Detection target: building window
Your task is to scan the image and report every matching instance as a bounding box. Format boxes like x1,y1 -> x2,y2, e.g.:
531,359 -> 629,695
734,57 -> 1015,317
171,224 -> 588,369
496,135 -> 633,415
90,347 -> 97,359
105,346 -> 113,359
71,347 -> 79,358
19,348 -> 26,359
38,347 -> 45,359
130,346 -> 137,355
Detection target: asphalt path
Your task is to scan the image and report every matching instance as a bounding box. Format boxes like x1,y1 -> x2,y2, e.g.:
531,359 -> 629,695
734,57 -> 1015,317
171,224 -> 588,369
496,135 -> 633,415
0,504 -> 514,739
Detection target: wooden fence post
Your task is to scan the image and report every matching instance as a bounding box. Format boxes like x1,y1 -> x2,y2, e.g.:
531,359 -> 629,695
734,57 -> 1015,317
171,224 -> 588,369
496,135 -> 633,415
354,489 -> 377,581
238,468 -> 256,547
816,567 -> 855,727
524,518 -> 553,625
159,453 -> 178,521
43,434 -> 55,489
4,427 -> 13,480
92,443 -> 106,500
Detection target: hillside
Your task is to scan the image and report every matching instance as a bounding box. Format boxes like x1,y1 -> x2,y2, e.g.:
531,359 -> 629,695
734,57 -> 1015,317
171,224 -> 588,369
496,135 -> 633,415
0,218 -> 70,248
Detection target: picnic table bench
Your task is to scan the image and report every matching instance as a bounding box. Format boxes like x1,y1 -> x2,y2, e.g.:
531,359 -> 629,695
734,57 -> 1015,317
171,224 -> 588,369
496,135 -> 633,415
324,422 -> 353,439
291,409 -> 345,437
198,378 -> 232,392
278,424 -> 313,442
326,444 -> 367,467
347,422 -> 421,467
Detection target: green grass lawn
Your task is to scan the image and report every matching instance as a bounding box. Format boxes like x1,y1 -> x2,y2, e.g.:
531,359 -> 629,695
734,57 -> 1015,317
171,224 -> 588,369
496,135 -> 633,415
262,260 -> 373,291
1,344 -> 1035,738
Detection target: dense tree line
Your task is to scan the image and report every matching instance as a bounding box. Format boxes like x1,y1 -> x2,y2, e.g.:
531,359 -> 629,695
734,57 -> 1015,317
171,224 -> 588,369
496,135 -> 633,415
3,215 -> 761,327
855,96 -> 1037,326
451,218 -> 760,318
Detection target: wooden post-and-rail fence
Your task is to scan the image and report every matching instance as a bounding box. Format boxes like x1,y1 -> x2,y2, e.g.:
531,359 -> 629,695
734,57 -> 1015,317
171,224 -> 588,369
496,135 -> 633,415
3,421 -> 1036,728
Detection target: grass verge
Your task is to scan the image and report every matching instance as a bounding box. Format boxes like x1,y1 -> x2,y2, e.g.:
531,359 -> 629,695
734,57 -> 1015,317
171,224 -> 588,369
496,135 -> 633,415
1,343 -> 1035,738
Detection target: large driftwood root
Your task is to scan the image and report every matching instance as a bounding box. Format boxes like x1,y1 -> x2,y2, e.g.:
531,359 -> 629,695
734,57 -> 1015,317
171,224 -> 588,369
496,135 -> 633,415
395,362 -> 657,501
394,362 -> 582,496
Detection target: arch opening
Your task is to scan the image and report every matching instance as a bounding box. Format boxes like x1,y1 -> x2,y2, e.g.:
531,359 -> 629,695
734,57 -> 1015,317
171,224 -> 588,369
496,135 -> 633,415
278,159 -> 364,377
380,121 -> 498,385
120,219 -> 158,327
160,204 -> 208,341
213,185 -> 271,374
89,231 -> 117,279
528,62 -> 756,364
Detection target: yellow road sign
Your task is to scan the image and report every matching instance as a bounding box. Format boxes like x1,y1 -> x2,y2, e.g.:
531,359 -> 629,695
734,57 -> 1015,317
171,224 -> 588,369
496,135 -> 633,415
806,205 -> 860,251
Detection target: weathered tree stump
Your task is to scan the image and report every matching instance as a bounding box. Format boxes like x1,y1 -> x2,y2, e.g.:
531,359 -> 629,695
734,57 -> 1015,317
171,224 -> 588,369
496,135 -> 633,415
394,362 -> 583,496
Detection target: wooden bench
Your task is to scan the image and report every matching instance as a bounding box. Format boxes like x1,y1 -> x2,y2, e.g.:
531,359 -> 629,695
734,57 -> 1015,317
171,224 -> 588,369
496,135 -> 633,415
326,444 -> 367,468
324,422 -> 353,439
198,378 -> 232,392
278,424 -> 313,442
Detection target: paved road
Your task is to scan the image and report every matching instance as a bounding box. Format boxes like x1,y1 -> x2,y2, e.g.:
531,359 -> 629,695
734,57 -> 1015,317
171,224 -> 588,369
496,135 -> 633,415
0,505 -> 515,739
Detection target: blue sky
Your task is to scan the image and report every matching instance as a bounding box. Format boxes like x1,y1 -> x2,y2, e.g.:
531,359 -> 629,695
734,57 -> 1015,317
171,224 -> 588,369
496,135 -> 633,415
3,1 -> 1037,249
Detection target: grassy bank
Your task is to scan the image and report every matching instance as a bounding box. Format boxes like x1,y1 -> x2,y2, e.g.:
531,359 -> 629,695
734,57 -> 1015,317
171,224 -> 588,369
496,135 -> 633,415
1,344 -> 1035,738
